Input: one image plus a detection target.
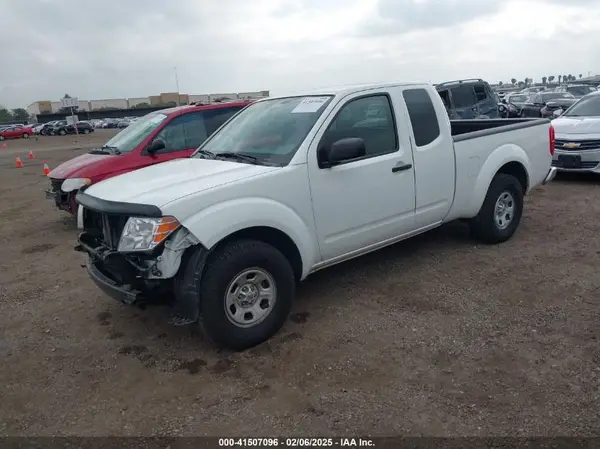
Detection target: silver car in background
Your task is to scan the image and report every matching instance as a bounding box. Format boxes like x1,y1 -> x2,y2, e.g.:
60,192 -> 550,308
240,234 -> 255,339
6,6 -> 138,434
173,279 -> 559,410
551,91 -> 600,172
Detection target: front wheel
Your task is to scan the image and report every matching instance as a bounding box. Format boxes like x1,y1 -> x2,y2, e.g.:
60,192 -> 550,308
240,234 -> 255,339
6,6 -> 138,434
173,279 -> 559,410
198,239 -> 295,350
58,129 -> 66,136
0,135 -> 4,141
83,129 -> 90,134
22,133 -> 29,139
469,173 -> 524,244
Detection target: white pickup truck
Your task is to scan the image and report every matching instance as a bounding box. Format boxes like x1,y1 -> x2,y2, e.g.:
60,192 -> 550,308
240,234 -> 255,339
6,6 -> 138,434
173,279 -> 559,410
75,82 -> 556,350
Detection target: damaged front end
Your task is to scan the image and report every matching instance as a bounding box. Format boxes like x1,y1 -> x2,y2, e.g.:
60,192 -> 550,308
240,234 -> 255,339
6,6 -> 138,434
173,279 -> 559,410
75,200 -> 200,308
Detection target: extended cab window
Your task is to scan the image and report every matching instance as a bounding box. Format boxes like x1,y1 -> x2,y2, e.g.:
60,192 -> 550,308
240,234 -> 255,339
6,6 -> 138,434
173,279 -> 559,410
403,89 -> 440,147
155,112 -> 208,152
320,95 -> 397,158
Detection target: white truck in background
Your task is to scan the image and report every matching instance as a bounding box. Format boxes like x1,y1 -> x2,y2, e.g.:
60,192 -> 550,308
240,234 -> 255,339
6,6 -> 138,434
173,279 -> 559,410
75,82 -> 556,350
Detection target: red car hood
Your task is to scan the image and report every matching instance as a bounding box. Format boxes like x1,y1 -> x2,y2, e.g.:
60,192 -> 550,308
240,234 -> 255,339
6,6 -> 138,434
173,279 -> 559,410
48,153 -> 116,180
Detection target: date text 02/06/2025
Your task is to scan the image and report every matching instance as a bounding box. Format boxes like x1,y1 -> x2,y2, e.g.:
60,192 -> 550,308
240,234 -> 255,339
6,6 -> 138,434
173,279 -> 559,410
218,438 -> 375,447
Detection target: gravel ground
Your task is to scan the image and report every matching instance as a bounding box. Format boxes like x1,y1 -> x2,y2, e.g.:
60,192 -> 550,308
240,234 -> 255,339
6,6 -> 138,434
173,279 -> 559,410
0,134 -> 598,437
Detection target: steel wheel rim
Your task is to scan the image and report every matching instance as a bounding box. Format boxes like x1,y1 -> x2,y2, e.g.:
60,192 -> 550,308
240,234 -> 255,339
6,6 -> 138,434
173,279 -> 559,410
494,191 -> 515,230
224,267 -> 277,328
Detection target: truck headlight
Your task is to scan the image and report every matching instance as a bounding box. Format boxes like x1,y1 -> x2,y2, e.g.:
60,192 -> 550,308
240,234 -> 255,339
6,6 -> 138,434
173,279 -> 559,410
118,216 -> 180,252
61,178 -> 91,192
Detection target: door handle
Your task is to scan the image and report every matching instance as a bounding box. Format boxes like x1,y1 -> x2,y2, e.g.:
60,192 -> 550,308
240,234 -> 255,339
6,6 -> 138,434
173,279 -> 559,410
392,163 -> 412,173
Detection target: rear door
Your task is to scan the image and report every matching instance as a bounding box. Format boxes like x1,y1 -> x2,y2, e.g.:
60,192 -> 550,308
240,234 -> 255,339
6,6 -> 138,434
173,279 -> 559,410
449,85 -> 478,119
142,106 -> 243,166
473,83 -> 499,118
401,87 -> 455,227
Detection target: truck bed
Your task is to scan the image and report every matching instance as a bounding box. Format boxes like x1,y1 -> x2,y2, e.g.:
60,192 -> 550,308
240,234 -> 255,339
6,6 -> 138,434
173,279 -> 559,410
451,118 -> 549,142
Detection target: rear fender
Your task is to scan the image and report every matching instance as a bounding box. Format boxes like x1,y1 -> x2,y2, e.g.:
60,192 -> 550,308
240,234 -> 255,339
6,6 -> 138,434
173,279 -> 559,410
181,198 -> 318,279
468,144 -> 531,215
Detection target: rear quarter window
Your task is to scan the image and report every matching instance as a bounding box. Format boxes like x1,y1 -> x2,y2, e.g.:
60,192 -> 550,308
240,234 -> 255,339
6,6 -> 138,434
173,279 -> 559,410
402,89 -> 441,147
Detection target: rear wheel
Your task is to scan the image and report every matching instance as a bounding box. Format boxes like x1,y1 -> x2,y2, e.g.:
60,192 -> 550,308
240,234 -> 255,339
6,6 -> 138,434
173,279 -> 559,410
58,129 -> 66,136
22,133 -> 29,139
0,135 -> 4,141
197,239 -> 295,350
469,173 -> 524,244
83,129 -> 90,134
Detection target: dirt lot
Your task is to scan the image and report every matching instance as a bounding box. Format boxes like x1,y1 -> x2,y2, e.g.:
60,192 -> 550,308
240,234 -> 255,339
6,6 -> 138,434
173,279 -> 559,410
0,133 -> 598,437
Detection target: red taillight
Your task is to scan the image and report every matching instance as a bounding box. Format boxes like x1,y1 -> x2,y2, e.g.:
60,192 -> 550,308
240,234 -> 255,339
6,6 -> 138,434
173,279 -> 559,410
549,125 -> 555,156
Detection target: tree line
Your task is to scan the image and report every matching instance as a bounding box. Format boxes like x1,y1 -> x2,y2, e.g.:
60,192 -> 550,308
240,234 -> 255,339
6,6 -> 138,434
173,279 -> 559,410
498,74 -> 586,88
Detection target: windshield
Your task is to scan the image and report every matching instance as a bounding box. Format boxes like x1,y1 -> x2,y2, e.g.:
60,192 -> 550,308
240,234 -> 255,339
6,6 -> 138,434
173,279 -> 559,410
563,95 -> 600,117
509,95 -> 529,103
194,96 -> 333,166
567,86 -> 596,96
540,93 -> 574,101
103,112 -> 168,153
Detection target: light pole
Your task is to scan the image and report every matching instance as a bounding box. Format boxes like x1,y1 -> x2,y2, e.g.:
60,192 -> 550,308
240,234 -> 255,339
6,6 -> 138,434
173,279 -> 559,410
174,66 -> 180,106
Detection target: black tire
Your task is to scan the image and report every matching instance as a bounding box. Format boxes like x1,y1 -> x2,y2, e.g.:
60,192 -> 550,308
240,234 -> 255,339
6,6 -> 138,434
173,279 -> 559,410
198,239 -> 295,351
83,129 -> 90,134
22,133 -> 29,139
58,129 -> 66,136
40,130 -> 47,136
469,173 -> 524,244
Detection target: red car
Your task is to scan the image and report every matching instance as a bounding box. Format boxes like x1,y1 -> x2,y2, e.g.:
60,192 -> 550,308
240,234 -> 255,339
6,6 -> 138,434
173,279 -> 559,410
0,126 -> 33,140
46,101 -> 251,214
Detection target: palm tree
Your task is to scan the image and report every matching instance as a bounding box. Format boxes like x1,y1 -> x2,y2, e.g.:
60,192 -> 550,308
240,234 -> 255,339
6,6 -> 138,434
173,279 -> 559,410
511,78 -> 517,85
542,76 -> 547,85
498,81 -> 503,86
563,74 -> 568,83
558,75 -> 562,83
548,75 -> 555,83
579,74 -> 583,79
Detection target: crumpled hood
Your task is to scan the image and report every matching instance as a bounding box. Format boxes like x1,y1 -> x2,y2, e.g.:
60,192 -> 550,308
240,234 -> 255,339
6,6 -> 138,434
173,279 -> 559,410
82,158 -> 279,208
552,116 -> 600,136
48,153 -> 115,179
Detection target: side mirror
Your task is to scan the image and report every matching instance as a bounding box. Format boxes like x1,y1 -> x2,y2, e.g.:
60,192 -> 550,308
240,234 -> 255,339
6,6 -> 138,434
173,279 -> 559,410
146,138 -> 165,154
318,137 -> 366,168
546,101 -> 558,108
553,109 -> 563,118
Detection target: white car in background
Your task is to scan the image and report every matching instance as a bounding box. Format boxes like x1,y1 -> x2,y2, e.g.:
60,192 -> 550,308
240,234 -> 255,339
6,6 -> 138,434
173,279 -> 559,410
551,90 -> 600,172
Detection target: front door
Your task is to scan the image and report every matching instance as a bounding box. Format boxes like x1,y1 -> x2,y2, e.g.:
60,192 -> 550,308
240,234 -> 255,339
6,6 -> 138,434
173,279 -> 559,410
307,90 -> 416,262
144,107 -> 243,166
449,85 -> 478,119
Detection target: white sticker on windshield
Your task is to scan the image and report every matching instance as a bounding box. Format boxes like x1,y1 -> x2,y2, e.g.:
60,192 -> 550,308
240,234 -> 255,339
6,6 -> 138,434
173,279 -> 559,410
150,113 -> 167,124
291,97 -> 330,113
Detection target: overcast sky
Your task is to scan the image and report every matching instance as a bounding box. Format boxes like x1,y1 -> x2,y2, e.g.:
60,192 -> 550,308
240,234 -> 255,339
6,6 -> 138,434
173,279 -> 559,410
1,0 -> 599,108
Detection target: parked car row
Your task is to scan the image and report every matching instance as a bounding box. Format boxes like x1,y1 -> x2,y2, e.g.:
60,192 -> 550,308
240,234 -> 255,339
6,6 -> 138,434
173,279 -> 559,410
44,83 -> 559,351
35,120 -> 95,136
0,125 -> 33,141
88,117 -> 139,129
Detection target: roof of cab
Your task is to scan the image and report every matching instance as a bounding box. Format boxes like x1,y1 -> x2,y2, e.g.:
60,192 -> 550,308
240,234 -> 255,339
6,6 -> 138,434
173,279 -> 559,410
262,81 -> 430,101
158,101 -> 252,117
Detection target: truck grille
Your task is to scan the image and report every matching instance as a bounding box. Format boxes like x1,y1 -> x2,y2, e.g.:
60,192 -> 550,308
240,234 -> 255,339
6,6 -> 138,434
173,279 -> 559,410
49,178 -> 63,193
555,139 -> 600,151
552,160 -> 598,169
83,208 -> 129,250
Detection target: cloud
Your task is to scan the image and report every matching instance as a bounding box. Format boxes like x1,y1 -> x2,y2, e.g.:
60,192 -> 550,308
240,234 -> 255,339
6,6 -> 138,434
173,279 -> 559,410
359,0 -> 504,37
0,0 -> 598,109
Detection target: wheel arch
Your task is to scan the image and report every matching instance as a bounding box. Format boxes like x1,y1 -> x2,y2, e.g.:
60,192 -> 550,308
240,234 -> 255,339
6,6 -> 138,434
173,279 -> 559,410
206,226 -> 303,283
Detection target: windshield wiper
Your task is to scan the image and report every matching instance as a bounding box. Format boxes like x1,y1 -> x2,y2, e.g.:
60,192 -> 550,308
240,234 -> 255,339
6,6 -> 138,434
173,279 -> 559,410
101,145 -> 121,155
214,152 -> 264,165
194,149 -> 216,159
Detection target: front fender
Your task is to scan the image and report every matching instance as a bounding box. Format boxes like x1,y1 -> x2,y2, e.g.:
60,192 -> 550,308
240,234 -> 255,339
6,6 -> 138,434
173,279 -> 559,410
181,198 -> 318,279
469,144 -> 531,215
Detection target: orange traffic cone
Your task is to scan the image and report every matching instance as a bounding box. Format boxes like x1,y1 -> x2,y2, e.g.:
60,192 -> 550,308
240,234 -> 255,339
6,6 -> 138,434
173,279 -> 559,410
16,157 -> 23,168
28,150 -> 35,159
43,161 -> 51,176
